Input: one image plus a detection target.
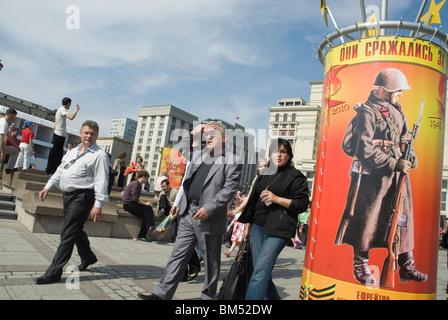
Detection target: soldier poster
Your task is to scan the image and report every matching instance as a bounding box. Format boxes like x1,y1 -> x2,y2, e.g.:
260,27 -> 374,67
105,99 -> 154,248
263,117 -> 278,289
300,36 -> 447,300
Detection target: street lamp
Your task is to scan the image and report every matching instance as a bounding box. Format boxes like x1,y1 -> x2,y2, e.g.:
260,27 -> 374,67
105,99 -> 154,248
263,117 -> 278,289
0,60 -> 3,71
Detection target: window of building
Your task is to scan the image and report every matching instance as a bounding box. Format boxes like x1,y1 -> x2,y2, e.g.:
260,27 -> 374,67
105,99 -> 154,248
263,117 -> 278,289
291,114 -> 296,122
283,114 -> 288,121
275,114 -> 280,122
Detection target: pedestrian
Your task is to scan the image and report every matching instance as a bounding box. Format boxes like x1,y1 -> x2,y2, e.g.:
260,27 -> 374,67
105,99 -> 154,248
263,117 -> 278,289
35,120 -> 110,284
154,168 -> 169,193
106,152 -> 118,195
14,120 -> 35,172
130,155 -> 144,182
1,126 -> 20,174
168,158 -> 202,282
224,199 -> 246,257
138,121 -> 242,300
239,138 -> 309,300
112,152 -> 126,188
0,108 -> 20,174
157,179 -> 178,216
46,97 -> 80,175
122,170 -> 156,241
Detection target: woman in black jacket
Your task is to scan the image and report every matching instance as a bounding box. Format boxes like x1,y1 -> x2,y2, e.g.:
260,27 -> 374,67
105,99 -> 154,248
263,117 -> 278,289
239,138 -> 309,300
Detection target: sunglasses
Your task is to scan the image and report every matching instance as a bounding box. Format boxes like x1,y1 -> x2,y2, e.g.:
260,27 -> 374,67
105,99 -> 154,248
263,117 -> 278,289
203,131 -> 219,140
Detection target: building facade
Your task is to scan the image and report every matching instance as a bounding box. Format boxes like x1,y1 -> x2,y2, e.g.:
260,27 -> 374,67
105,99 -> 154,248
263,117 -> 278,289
266,81 -> 323,194
109,117 -> 137,142
96,136 -> 133,166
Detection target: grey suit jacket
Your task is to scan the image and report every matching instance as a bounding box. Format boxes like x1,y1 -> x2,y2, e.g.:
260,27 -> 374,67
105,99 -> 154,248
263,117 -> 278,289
175,134 -> 242,235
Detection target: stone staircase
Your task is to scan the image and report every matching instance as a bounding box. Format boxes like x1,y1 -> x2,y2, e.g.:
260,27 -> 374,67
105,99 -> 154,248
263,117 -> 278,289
0,168 -> 170,240
0,190 -> 16,220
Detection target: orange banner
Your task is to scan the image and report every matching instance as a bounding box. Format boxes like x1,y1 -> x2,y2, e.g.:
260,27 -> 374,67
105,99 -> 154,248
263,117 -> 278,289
301,36 -> 447,300
159,147 -> 186,189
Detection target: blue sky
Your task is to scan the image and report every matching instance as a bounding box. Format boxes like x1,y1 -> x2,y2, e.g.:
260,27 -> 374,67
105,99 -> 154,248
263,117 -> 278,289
0,0 -> 445,149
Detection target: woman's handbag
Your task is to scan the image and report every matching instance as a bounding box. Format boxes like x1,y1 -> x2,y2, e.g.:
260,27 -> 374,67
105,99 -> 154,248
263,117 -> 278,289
217,240 -> 253,300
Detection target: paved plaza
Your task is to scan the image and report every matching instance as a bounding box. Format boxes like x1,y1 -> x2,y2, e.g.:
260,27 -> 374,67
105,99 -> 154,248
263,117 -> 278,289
0,219 -> 446,301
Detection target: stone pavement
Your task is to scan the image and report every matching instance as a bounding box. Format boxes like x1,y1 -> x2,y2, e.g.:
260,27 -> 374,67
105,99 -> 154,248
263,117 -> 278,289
0,218 -> 446,301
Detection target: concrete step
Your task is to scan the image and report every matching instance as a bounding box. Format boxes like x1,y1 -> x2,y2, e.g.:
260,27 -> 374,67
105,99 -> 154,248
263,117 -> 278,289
0,190 -> 15,220
0,199 -> 14,210
0,208 -> 17,220
0,193 -> 13,202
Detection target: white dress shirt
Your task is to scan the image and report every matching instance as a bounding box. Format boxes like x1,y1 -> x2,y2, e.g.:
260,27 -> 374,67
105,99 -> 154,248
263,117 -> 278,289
44,143 -> 110,208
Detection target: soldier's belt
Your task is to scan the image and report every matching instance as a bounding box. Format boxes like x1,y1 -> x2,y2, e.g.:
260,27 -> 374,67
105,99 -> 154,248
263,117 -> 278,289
373,139 -> 395,154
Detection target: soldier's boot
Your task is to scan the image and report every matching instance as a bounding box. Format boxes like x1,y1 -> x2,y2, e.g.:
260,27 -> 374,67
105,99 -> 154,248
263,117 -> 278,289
353,252 -> 377,286
398,251 -> 428,283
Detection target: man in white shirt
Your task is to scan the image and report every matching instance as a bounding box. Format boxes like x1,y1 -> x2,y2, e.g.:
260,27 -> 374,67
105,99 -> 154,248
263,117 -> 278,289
45,97 -> 80,175
35,120 -> 110,285
0,108 -> 20,174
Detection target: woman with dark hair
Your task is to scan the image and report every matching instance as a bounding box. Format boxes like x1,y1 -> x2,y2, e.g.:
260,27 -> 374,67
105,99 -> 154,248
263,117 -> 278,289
239,138 -> 309,300
112,152 -> 127,188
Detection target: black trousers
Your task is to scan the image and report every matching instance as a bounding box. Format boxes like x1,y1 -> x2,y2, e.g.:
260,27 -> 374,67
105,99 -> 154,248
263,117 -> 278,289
158,194 -> 171,215
44,189 -> 96,279
183,249 -> 201,280
46,133 -> 66,175
123,202 -> 155,238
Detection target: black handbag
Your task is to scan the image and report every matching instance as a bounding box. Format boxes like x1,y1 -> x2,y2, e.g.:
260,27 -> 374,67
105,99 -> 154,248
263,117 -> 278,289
217,240 -> 253,300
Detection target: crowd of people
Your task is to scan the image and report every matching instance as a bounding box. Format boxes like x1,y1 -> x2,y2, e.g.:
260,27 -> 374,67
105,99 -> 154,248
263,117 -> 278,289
3,94 -> 445,300
0,96 -> 310,300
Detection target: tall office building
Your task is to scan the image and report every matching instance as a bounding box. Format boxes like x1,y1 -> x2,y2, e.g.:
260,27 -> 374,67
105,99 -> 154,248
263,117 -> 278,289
109,117 -> 137,142
266,81 -> 322,194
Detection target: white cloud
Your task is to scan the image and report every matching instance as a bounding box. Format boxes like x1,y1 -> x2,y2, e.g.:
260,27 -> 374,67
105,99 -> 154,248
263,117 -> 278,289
0,0 -> 425,138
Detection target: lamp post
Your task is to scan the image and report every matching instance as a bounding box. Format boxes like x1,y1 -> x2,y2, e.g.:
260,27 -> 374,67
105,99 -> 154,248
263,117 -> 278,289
0,60 -> 3,72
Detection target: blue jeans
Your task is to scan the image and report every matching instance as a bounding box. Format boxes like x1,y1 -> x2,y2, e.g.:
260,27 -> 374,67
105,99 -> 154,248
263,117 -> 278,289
245,223 -> 287,300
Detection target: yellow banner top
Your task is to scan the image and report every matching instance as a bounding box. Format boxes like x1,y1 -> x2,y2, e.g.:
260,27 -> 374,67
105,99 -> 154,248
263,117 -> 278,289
324,36 -> 447,74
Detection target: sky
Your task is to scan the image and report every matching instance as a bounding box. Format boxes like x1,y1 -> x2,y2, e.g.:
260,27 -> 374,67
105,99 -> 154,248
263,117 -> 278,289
1,0 -> 446,149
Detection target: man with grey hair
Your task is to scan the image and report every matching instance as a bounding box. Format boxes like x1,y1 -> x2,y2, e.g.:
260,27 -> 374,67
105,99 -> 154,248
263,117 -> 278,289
35,120 -> 109,284
139,121 -> 242,300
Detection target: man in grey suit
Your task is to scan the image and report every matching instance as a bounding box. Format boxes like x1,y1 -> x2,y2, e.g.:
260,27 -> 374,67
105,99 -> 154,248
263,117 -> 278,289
138,122 -> 242,300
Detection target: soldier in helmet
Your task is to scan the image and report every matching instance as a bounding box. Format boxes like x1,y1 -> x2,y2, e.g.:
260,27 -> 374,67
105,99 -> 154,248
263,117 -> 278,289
335,68 -> 427,286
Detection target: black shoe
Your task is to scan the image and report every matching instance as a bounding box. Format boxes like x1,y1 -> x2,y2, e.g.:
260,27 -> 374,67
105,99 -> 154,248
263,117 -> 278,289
138,237 -> 151,242
78,257 -> 98,271
186,273 -> 198,282
138,293 -> 164,300
34,275 -> 61,285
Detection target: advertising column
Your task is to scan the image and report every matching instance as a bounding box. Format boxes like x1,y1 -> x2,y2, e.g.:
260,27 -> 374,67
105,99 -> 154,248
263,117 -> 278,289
300,36 -> 447,300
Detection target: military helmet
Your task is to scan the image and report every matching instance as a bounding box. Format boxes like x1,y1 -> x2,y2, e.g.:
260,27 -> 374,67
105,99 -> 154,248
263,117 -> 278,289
373,68 -> 411,92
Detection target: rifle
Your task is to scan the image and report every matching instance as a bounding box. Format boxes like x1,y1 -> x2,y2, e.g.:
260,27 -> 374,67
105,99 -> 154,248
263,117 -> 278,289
379,99 -> 424,289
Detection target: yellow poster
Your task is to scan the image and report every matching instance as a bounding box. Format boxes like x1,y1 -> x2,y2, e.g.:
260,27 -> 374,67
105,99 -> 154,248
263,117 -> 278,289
301,36 -> 447,300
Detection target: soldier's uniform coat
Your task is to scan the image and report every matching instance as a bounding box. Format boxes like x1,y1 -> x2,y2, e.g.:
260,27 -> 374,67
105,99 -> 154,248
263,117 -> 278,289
335,90 -> 415,254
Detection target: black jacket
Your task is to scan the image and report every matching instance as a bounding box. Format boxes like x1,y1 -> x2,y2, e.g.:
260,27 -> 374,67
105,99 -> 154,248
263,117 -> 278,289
238,165 -> 310,239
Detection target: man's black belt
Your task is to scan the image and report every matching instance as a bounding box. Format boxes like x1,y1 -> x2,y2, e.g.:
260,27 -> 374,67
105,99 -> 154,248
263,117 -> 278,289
63,189 -> 94,196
